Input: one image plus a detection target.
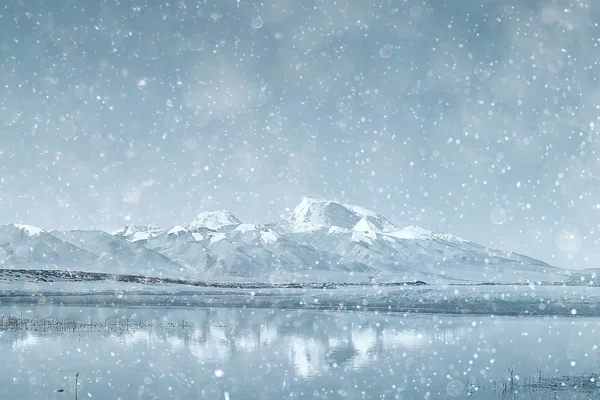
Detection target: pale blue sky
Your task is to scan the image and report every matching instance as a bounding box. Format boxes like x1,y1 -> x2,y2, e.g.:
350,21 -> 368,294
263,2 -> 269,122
1,0 -> 599,270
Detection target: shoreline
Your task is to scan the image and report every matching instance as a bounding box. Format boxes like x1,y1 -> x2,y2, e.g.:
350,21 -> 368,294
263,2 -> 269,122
1,281 -> 599,317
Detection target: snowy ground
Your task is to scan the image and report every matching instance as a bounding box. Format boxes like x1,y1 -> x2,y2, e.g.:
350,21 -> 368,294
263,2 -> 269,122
1,280 -> 599,317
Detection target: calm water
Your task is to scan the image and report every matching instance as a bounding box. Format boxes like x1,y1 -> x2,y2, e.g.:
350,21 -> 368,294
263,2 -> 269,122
0,305 -> 599,399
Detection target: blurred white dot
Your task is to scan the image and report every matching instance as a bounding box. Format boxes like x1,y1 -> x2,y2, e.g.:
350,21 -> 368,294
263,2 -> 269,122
567,343 -> 582,360
124,188 -> 141,205
214,369 -> 224,378
360,88 -> 379,105
336,95 -> 355,115
164,109 -> 184,130
555,229 -> 581,255
540,6 -> 561,25
379,45 -> 392,59
474,63 -> 492,80
202,384 -> 221,399
446,380 -> 464,397
205,19 -> 229,42
585,156 -> 600,178
135,37 -> 157,60
15,246 -> 29,259
250,88 -> 267,107
409,5 -> 422,19
337,116 -> 358,134
191,108 -> 213,128
251,17 -> 264,29
266,113 -> 284,134
188,34 -> 206,51
182,137 -> 198,151
490,207 -> 507,225
137,79 -> 147,87
143,377 -> 152,385
58,119 -> 77,141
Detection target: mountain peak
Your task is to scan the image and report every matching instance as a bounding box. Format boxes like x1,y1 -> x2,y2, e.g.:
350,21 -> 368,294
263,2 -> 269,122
112,224 -> 163,237
352,217 -> 381,234
167,225 -> 187,235
351,217 -> 382,241
432,231 -> 470,244
283,196 -> 397,233
188,210 -> 241,231
388,224 -> 432,240
13,223 -> 46,237
284,197 -> 360,232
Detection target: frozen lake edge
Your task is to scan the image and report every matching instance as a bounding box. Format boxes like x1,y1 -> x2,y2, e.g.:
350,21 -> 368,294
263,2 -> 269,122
1,280 -> 599,317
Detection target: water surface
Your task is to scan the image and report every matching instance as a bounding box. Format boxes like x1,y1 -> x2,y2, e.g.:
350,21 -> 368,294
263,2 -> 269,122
1,305 -> 599,399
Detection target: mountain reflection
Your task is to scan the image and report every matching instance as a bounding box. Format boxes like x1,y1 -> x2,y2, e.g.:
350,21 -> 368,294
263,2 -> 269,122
3,307 -> 598,399
5,308 -> 468,379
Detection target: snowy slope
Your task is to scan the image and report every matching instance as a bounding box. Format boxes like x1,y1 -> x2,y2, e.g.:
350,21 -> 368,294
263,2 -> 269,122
0,198 -> 573,284
279,196 -> 398,233
51,230 -> 188,279
147,221 -> 373,282
188,210 -> 241,231
0,224 -> 98,269
112,224 -> 164,242
272,198 -> 563,283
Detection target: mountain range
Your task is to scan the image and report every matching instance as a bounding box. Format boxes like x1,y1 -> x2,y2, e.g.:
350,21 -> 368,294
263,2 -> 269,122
0,196 -> 572,284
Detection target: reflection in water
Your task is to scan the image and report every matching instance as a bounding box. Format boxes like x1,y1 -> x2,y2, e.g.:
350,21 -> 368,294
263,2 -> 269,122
0,306 -> 599,399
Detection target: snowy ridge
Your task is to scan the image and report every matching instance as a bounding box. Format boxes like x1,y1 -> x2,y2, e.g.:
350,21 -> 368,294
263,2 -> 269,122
13,224 -> 45,237
352,218 -> 379,238
234,223 -> 258,233
387,225 -> 431,240
0,197 -> 573,284
432,231 -> 470,244
188,210 -> 241,231
167,226 -> 186,235
112,224 -> 164,242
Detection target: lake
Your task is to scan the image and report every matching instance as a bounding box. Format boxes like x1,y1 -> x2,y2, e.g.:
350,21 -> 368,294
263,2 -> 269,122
0,305 -> 598,399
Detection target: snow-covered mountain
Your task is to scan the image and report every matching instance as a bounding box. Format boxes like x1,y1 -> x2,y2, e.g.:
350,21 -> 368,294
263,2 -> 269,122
280,196 -> 397,233
0,224 -> 98,268
51,229 -> 187,279
112,224 -> 164,242
0,197 -> 570,284
0,224 -> 192,279
188,210 -> 241,231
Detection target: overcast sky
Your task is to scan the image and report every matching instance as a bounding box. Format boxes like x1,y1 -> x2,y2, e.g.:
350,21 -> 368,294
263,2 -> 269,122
1,0 -> 599,270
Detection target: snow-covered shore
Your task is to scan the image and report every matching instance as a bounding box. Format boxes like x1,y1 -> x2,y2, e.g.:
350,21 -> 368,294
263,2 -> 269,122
1,280 -> 599,317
